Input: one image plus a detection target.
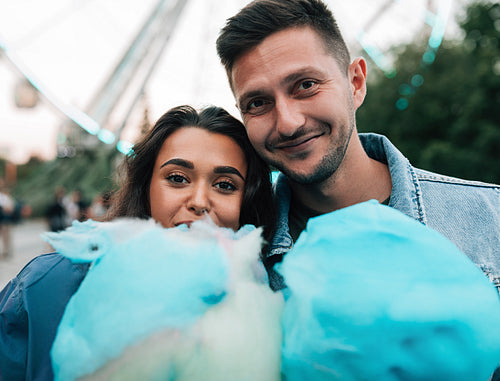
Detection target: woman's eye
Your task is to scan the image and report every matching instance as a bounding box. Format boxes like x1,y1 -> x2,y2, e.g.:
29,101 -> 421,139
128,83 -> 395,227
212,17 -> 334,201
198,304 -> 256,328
215,181 -> 236,192
166,174 -> 188,184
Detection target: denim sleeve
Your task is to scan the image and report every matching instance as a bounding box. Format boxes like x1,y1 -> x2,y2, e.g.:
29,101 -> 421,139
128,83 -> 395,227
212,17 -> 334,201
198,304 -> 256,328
0,278 -> 28,381
0,254 -> 89,381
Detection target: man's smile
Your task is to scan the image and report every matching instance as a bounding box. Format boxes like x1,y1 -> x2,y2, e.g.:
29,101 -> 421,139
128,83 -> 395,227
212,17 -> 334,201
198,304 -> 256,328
270,129 -> 327,154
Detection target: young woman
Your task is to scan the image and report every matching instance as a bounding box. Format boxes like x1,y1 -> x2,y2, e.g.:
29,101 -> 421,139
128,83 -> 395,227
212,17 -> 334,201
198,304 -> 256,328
0,105 -> 275,380
106,105 -> 274,239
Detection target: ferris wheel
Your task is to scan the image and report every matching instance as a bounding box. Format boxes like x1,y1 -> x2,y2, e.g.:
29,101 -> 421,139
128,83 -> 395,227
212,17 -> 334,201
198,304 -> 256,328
0,0 -> 190,157
327,0 -> 454,75
0,0 -> 455,158
327,0 -> 455,111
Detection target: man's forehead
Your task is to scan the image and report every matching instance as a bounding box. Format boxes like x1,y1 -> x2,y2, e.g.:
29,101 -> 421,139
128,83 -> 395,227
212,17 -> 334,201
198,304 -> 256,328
230,40 -> 341,102
230,27 -> 334,76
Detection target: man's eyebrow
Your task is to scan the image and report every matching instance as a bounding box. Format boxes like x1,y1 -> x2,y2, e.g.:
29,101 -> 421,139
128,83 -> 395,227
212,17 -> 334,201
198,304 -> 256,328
160,158 -> 194,169
282,67 -> 323,85
214,166 -> 245,181
237,90 -> 266,109
237,67 -> 324,106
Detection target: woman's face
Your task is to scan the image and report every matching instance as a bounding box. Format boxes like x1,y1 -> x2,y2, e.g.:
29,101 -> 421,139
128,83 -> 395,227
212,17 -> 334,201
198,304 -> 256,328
149,127 -> 247,230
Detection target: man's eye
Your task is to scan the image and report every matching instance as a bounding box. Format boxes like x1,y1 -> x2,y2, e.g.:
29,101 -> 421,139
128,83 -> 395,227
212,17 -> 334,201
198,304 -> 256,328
244,99 -> 272,116
298,80 -> 317,91
249,99 -> 265,108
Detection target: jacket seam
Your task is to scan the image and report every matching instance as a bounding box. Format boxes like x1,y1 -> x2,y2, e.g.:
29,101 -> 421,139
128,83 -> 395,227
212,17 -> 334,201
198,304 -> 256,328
416,173 -> 500,190
407,163 -> 427,224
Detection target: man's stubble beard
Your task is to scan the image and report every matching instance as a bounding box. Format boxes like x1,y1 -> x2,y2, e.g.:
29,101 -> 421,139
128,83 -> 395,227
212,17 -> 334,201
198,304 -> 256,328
275,116 -> 355,186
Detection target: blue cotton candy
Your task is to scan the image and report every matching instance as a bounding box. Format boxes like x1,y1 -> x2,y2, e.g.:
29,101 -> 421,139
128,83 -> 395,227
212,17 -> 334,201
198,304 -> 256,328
42,218 -> 159,263
44,218 -> 283,381
278,200 -> 500,381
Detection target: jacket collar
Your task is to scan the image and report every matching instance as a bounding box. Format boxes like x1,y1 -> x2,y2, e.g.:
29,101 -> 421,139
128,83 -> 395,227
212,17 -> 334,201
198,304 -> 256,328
359,133 -> 427,224
267,133 -> 427,259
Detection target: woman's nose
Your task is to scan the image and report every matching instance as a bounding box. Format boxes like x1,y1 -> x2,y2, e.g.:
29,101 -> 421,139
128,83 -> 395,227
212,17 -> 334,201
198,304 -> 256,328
187,185 -> 210,215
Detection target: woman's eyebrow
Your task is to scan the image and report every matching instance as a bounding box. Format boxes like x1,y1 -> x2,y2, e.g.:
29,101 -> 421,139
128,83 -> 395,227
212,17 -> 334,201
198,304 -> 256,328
214,166 -> 245,181
160,158 -> 194,169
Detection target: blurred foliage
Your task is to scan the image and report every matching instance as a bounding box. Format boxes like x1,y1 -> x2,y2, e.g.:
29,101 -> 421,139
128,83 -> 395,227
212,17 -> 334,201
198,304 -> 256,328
10,145 -> 121,217
0,158 -> 6,179
357,1 -> 500,184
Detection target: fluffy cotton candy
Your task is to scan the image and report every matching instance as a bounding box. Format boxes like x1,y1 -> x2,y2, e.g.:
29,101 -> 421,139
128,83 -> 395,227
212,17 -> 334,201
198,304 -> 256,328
278,200 -> 500,381
44,218 -> 283,381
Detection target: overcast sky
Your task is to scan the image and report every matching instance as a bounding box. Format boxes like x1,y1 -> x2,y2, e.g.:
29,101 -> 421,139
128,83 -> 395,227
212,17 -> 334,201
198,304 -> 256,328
0,0 -> 464,163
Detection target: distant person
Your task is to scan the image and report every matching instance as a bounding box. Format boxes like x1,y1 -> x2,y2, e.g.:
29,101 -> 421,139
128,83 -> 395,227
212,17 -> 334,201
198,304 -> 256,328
0,181 -> 15,258
45,186 -> 67,232
216,0 -> 500,292
63,189 -> 89,224
0,180 -> 31,259
89,191 -> 112,220
73,190 -> 90,222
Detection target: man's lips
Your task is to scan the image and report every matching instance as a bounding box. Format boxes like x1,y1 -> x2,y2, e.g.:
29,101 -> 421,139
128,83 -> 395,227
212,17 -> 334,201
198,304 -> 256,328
272,133 -> 324,154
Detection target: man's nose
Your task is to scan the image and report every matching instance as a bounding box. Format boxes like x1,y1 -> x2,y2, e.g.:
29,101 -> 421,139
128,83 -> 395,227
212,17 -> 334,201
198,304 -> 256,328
275,97 -> 306,137
187,185 -> 210,215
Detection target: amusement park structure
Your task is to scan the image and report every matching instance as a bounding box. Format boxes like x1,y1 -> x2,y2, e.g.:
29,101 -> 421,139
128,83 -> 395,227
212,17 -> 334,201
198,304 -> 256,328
0,0 -> 452,158
1,0 -> 189,157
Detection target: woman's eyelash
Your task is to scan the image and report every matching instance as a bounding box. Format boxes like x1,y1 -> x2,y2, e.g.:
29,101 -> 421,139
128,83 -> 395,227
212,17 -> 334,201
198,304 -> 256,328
215,180 -> 238,191
166,174 -> 188,183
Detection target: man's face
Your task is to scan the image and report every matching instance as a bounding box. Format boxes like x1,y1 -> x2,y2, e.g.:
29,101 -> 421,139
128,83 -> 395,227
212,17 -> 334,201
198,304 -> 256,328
231,26 -> 365,185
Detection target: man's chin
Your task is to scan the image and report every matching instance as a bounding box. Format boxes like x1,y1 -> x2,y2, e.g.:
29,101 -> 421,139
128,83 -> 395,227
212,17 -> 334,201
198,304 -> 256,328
280,166 -> 334,186
270,142 -> 347,186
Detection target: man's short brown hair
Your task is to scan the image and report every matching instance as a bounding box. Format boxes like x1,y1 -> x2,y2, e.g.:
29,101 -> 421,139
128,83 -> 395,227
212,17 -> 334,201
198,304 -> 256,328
216,0 -> 351,79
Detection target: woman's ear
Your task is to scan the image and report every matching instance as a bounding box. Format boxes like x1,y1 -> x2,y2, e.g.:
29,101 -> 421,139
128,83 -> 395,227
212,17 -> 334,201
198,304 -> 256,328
349,57 -> 367,110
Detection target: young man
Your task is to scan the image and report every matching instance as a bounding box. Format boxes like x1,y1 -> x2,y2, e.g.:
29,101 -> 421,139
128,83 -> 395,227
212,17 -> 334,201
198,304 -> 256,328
216,0 -> 500,291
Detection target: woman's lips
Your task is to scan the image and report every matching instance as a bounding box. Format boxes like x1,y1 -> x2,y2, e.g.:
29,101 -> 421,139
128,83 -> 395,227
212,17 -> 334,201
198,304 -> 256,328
174,220 -> 194,227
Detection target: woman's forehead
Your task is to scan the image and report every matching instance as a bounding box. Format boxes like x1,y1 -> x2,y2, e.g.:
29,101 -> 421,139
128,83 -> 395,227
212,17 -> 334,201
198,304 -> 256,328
156,127 -> 247,174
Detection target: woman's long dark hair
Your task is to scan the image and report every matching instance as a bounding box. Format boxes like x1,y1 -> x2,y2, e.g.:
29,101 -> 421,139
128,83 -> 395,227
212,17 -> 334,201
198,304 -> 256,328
106,105 -> 275,245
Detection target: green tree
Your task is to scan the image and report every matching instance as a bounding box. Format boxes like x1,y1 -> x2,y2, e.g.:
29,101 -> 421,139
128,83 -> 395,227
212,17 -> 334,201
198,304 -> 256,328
357,1 -> 500,183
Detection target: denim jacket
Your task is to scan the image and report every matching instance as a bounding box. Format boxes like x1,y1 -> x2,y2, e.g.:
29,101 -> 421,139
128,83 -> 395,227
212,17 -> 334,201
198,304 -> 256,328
267,133 -> 500,292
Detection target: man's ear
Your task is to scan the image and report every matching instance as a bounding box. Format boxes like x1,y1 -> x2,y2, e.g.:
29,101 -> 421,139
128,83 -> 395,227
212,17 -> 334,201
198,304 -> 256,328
349,57 -> 367,110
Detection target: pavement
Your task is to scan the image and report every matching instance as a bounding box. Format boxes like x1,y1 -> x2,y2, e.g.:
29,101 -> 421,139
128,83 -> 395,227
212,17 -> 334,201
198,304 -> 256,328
0,218 -> 52,290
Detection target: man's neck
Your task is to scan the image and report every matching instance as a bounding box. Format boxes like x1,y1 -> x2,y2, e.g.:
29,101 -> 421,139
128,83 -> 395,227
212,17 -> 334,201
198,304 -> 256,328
289,133 -> 392,213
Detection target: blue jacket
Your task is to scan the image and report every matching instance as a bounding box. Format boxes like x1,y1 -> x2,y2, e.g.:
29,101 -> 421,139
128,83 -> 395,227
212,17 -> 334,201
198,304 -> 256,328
266,133 -> 500,291
0,253 -> 89,380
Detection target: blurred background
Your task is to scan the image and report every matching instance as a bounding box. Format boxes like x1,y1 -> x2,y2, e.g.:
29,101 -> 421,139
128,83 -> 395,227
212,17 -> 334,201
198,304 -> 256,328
0,0 -> 498,287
